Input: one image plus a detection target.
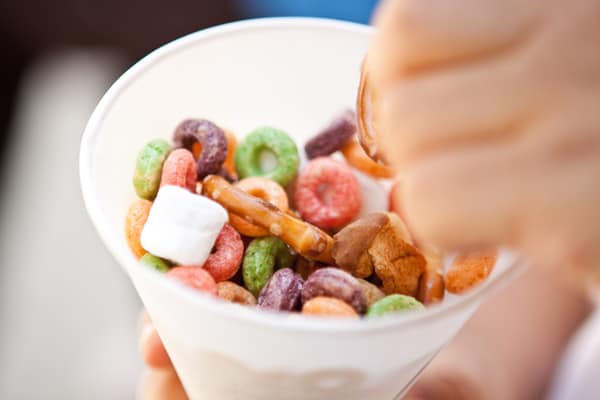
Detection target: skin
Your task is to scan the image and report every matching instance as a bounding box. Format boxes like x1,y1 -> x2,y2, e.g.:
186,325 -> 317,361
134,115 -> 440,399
367,0 -> 600,285
138,0 -> 599,396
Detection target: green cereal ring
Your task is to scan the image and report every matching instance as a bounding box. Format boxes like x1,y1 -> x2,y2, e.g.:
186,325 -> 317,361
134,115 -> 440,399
140,253 -> 171,273
242,237 -> 295,297
133,139 -> 172,199
366,294 -> 424,318
234,127 -> 299,187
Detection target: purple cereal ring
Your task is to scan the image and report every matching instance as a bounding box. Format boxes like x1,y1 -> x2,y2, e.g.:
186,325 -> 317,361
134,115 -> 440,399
173,118 -> 227,179
258,268 -> 304,312
304,110 -> 357,159
301,267 -> 367,314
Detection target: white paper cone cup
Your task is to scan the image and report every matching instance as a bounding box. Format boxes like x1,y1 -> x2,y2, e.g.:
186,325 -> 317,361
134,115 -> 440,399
80,18 -> 523,400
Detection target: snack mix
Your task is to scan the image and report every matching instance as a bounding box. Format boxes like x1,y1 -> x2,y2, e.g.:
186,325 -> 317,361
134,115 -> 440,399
125,111 -> 497,319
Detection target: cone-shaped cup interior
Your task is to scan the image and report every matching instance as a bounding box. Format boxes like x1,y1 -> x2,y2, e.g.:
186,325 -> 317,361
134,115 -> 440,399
80,18 -> 523,400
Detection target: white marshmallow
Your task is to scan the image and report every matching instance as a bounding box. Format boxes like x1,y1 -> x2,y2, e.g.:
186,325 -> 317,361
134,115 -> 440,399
140,185 -> 228,266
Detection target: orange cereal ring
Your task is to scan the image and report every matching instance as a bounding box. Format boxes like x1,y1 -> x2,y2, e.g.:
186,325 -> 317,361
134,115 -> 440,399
223,130 -> 238,178
216,281 -> 256,306
160,148 -> 196,192
125,199 -> 152,258
341,140 -> 395,179
229,177 -> 289,237
445,249 -> 498,294
302,296 -> 359,318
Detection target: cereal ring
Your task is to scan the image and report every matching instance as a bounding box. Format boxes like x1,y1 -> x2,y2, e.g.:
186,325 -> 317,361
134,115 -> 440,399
203,175 -> 334,263
301,267 -> 367,314
294,157 -> 362,230
258,268 -> 304,311
445,250 -> 498,294
216,281 -> 256,306
242,237 -> 296,297
417,270 -> 445,306
417,247 -> 445,306
173,119 -> 227,179
229,177 -> 289,237
160,148 -> 196,192
167,266 -> 217,295
125,199 -> 153,258
234,126 -> 299,187
304,110 -> 356,159
133,139 -> 172,199
357,278 -> 385,308
341,140 -> 395,179
140,253 -> 171,272
223,130 -> 238,178
366,294 -> 424,317
302,296 -> 358,318
202,224 -> 244,282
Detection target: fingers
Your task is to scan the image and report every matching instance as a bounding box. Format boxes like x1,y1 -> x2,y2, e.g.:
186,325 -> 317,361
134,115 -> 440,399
139,369 -> 188,400
374,54 -> 535,169
139,312 -> 172,369
394,141 -> 527,250
368,0 -> 538,84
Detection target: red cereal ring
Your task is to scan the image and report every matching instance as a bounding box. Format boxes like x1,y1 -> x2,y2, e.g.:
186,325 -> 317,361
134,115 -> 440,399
167,266 -> 217,295
202,224 -> 244,282
160,148 -> 196,192
294,157 -> 362,230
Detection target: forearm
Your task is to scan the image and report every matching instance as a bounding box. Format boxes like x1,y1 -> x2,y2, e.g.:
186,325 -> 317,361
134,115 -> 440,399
460,267 -> 593,399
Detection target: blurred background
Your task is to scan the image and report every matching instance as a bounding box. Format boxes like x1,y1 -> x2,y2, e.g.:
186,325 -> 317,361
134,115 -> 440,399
0,1 -> 598,399
0,1 -> 377,399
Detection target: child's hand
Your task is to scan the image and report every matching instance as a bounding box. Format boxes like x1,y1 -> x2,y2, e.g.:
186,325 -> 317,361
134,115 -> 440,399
367,0 -> 600,281
138,312 -> 187,400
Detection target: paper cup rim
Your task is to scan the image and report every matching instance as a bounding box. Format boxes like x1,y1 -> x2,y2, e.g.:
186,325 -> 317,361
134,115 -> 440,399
80,17 -> 525,334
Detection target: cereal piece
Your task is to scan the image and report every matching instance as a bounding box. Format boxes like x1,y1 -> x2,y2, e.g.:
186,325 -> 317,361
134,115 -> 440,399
302,296 -> 358,318
242,237 -> 296,297
223,130 -> 238,179
258,268 -> 304,311
301,267 -> 367,314
125,199 -> 152,258
304,110 -> 356,159
294,157 -> 362,230
140,253 -> 171,272
445,250 -> 498,294
202,224 -> 244,282
133,139 -> 172,200
203,175 -> 334,263
331,212 -> 388,278
140,185 -> 228,265
366,294 -> 425,317
341,140 -> 395,179
229,177 -> 289,237
234,126 -> 299,187
331,212 -> 426,296
173,118 -> 227,179
417,247 -> 445,306
216,281 -> 256,306
417,270 -> 445,306
167,266 -> 217,295
160,148 -> 197,192
357,278 -> 385,308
